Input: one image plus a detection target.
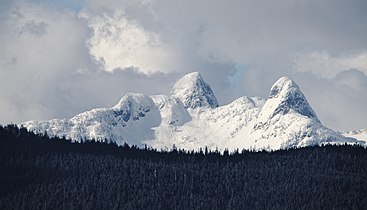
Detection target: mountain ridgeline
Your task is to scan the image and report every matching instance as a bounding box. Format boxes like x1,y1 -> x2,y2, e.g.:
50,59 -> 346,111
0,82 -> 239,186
22,72 -> 363,151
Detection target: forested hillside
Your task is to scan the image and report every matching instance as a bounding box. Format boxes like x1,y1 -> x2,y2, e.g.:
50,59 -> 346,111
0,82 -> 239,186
0,124 -> 366,209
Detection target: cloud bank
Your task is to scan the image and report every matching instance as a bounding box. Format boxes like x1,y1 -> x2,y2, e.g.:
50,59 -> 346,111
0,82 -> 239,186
0,0 -> 367,131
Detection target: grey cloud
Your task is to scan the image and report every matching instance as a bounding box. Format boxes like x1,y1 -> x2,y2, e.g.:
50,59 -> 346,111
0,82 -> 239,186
36,69 -> 180,121
1,0 -> 367,131
292,70 -> 367,130
20,20 -> 48,36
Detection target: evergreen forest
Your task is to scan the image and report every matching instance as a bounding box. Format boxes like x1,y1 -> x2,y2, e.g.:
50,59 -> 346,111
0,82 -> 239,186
0,124 -> 366,209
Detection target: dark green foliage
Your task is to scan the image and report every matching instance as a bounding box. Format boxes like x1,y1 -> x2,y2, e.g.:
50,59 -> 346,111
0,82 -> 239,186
0,124 -> 367,209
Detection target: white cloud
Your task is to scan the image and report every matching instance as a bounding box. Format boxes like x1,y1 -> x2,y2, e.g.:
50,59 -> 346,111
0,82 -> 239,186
292,51 -> 367,78
1,0 -> 367,132
81,9 -> 176,74
0,1 -> 91,123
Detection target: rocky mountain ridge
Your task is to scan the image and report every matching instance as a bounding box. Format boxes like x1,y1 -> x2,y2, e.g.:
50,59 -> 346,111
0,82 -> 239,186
23,72 -> 363,151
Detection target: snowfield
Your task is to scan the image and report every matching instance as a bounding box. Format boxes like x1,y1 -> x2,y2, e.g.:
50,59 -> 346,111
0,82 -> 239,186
23,72 -> 364,151
341,129 -> 367,143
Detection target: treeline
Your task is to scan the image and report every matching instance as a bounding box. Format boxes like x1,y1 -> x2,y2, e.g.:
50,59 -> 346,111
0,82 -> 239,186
0,124 -> 367,209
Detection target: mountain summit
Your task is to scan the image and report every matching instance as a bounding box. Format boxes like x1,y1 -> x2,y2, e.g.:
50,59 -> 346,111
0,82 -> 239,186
249,77 -> 353,149
257,77 -> 320,126
171,72 -> 218,109
22,72 -> 362,151
268,77 -> 319,121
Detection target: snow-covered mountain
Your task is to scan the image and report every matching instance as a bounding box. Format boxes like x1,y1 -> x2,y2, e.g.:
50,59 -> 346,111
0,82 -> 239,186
22,72 -> 362,151
171,72 -> 218,109
341,129 -> 367,143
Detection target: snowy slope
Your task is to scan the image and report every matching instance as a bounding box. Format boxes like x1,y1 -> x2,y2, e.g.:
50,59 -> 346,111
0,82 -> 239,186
23,93 -> 161,146
247,77 -> 352,150
171,72 -> 218,109
341,129 -> 367,144
22,72 -> 362,151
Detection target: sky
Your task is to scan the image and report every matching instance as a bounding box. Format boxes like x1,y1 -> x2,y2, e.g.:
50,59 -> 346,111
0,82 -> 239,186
0,0 -> 367,131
